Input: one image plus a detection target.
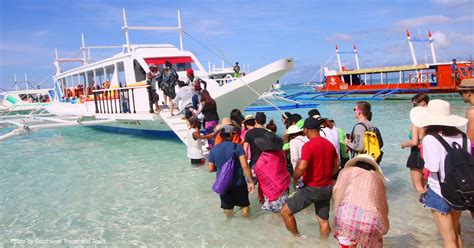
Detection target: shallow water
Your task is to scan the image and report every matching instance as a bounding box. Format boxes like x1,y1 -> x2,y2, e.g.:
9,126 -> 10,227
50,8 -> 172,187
1,87 -> 473,247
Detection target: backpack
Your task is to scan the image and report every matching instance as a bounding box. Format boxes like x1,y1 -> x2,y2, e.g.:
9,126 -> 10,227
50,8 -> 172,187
353,122 -> 384,163
212,144 -> 238,195
432,133 -> 474,211
254,150 -> 290,201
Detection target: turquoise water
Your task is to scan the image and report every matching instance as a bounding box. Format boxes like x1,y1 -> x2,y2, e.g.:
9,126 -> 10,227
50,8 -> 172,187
1,86 -> 473,247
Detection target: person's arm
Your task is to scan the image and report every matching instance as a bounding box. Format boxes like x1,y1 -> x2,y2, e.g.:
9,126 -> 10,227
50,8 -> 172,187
239,155 -> 254,194
208,162 -> 216,172
332,157 -> 340,176
293,159 -> 308,182
346,124 -> 366,152
243,142 -> 250,159
401,125 -> 420,148
193,130 -> 212,140
289,141 -> 299,169
467,108 -> 474,143
193,102 -> 204,115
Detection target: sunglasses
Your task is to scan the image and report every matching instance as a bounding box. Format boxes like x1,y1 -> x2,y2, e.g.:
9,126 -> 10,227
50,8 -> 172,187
353,108 -> 358,112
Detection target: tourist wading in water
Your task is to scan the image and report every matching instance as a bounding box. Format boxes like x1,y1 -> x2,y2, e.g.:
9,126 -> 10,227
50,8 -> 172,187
411,99 -> 469,248
208,125 -> 255,218
280,117 -> 339,237
400,93 -> 429,195
332,154 -> 389,247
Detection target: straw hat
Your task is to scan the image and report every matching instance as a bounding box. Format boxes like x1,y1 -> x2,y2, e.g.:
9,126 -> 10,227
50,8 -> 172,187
458,79 -> 474,91
345,154 -> 388,181
243,114 -> 255,123
214,117 -> 233,131
410,99 -> 467,128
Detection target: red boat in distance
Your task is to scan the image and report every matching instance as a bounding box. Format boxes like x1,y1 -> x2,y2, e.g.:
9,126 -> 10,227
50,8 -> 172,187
316,30 -> 473,100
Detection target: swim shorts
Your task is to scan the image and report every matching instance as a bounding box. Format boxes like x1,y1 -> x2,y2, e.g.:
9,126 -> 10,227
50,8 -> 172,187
286,185 -> 333,220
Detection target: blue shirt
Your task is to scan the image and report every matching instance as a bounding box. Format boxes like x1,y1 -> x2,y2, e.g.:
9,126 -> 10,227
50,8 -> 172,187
209,141 -> 246,186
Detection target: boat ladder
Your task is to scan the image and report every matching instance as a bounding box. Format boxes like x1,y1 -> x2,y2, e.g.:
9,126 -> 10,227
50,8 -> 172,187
158,109 -> 189,143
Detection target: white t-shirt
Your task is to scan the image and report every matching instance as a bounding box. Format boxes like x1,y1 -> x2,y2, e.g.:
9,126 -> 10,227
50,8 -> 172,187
174,86 -> 194,112
321,127 -> 340,158
422,133 -> 471,197
289,135 -> 309,169
187,129 -> 203,159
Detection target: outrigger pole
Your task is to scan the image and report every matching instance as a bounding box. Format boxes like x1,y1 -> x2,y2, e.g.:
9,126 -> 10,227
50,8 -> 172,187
122,8 -> 184,51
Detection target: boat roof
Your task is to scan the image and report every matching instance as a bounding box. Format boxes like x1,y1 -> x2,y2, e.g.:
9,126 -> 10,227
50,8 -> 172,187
339,64 -> 428,75
53,44 -> 195,79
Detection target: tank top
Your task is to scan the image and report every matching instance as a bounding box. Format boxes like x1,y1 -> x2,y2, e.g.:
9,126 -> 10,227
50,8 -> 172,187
187,129 -> 203,159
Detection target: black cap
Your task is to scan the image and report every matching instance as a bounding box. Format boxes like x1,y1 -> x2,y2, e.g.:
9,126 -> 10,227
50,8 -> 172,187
165,60 -> 172,67
308,109 -> 320,118
303,117 -> 322,130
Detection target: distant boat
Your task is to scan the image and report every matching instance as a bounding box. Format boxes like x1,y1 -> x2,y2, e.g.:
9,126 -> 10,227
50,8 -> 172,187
315,30 -> 473,100
0,76 -> 53,115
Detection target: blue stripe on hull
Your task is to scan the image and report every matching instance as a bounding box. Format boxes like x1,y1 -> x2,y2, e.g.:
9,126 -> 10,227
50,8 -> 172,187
89,125 -> 179,139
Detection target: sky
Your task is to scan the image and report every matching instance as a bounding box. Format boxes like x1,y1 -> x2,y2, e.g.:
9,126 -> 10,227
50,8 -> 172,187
0,0 -> 473,90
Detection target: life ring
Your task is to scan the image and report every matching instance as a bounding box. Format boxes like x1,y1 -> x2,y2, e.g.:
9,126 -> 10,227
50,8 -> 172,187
102,81 -> 110,89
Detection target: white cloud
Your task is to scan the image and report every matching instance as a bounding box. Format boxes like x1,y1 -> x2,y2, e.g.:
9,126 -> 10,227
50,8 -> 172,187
325,33 -> 353,42
394,15 -> 452,30
432,31 -> 449,48
432,0 -> 472,6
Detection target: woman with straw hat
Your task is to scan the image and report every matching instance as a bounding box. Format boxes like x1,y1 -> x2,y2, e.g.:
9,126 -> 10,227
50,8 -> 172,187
410,99 -> 469,248
332,154 -> 389,248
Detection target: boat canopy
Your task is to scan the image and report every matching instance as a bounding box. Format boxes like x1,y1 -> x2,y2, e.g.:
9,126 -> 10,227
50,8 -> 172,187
339,64 -> 428,75
144,56 -> 193,65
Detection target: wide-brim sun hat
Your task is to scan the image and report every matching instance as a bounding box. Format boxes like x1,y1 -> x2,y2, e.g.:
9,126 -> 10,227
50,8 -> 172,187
149,63 -> 157,68
286,125 -> 303,135
345,154 -> 388,182
410,99 -> 467,128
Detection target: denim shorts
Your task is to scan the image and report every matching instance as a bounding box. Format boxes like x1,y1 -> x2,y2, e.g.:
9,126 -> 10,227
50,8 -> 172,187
423,186 -> 451,215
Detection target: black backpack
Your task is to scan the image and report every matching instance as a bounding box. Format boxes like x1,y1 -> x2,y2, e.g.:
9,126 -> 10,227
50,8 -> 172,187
432,133 -> 474,211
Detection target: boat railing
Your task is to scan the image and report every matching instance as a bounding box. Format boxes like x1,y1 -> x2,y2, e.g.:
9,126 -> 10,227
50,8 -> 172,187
92,85 -> 146,114
407,71 -> 438,85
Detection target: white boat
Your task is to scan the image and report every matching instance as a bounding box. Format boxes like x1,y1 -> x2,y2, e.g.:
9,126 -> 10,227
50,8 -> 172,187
1,9 -> 294,142
0,77 -> 54,116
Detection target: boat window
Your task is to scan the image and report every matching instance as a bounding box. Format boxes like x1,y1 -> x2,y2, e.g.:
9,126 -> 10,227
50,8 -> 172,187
385,72 -> 399,84
19,93 -> 40,103
134,59 -> 146,82
117,62 -> 126,87
105,65 -> 115,82
95,68 -> 105,86
176,62 -> 191,72
86,70 -> 94,88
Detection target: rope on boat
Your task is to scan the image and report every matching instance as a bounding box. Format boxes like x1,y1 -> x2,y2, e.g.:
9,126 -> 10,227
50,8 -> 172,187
182,30 -> 287,115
